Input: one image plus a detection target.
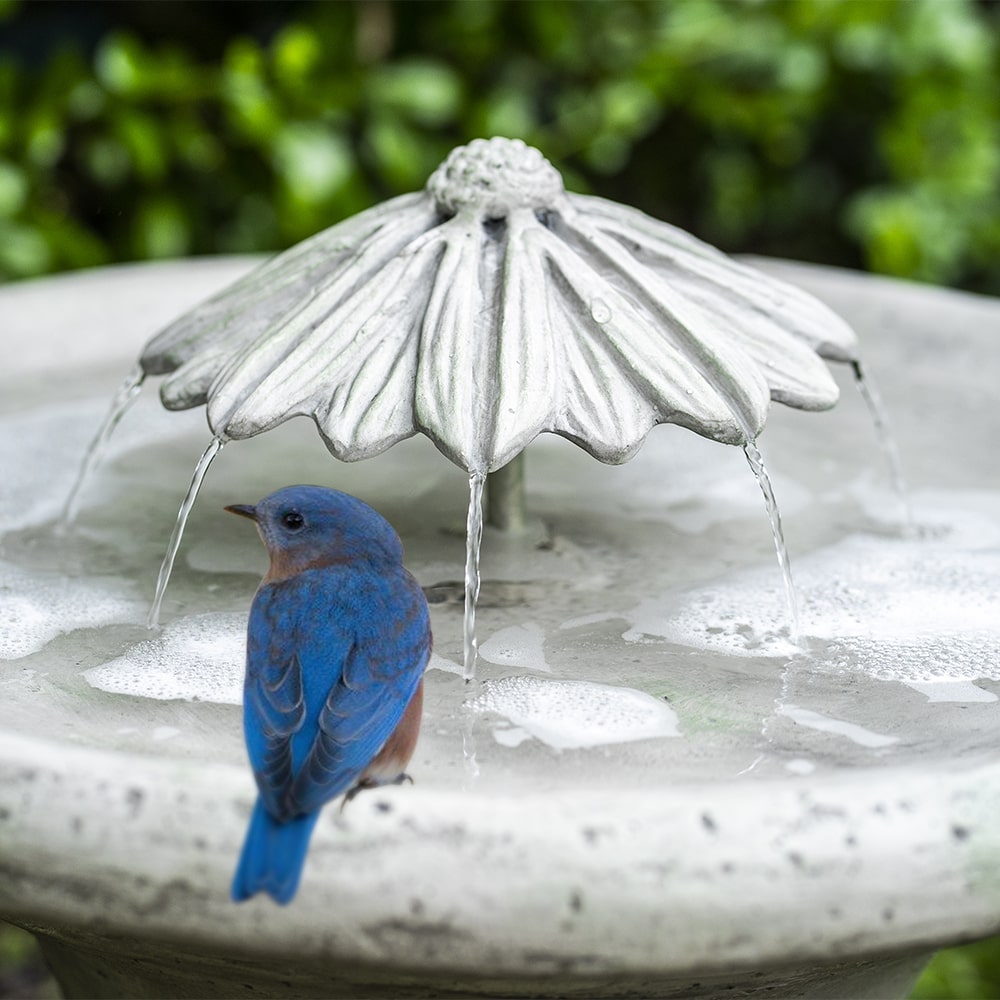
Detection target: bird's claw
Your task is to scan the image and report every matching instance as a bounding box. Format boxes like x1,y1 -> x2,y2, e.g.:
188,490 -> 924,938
340,772 -> 414,813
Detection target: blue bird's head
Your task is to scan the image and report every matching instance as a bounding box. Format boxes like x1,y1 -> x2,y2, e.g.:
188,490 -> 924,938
225,485 -> 404,580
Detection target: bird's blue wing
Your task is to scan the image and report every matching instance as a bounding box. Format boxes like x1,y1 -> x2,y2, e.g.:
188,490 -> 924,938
246,651 -> 305,815
289,567 -> 431,814
243,576 -> 352,821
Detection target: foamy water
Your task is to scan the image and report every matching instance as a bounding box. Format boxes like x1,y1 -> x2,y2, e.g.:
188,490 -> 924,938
601,497 -> 1000,688
84,612 -> 247,703
478,623 -> 550,672
471,675 -> 680,750
0,560 -> 143,660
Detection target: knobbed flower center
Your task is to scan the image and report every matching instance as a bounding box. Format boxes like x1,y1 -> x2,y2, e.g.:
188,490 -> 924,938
426,137 -> 565,218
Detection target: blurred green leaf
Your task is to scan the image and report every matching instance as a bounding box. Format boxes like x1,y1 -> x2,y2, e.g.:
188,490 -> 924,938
475,82 -> 538,143
84,136 -> 131,186
273,24 -> 322,84
25,115 -> 63,169
95,33 -> 146,96
273,122 -> 353,204
115,109 -> 168,182
133,196 -> 190,259
0,159 -> 27,215
0,221 -> 52,276
222,37 -> 280,140
67,80 -> 106,120
368,59 -> 462,127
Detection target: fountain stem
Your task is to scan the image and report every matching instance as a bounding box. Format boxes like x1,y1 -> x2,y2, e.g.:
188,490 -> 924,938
486,454 -> 527,532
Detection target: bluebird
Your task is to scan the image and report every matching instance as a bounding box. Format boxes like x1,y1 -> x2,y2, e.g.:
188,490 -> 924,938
225,485 -> 430,904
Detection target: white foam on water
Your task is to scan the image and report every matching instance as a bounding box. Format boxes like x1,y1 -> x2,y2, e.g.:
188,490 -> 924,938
478,623 -> 550,672
426,652 -> 463,675
622,496 -> 1000,686
84,612 -> 247,703
903,680 -> 998,704
492,726 -> 533,748
785,758 -> 816,775
470,675 -> 680,750
0,561 -> 142,659
778,705 -> 898,749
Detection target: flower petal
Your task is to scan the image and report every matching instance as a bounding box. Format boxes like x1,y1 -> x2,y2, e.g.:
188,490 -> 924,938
544,205 -> 771,444
143,193 -> 429,376
208,224 -> 439,437
210,228 -> 445,441
412,217 -> 490,471
576,194 -> 857,364
485,210 -> 558,470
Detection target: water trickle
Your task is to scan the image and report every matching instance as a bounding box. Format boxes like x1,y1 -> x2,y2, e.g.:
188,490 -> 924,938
147,437 -> 225,628
852,360 -> 914,531
461,472 -> 486,780
463,471 -> 486,681
59,365 -> 146,526
743,440 -> 800,641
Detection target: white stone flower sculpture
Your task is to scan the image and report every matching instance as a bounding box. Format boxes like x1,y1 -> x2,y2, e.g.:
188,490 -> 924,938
141,137 -> 857,476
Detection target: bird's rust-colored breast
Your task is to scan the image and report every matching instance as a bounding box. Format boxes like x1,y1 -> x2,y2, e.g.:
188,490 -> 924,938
363,679 -> 424,783
263,547 -> 354,584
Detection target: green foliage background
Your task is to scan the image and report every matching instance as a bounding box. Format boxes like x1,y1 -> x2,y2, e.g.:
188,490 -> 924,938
1,0 -> 999,996
1,0 -> 999,292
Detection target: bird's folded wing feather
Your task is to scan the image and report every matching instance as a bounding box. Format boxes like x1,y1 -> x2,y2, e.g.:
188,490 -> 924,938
245,649 -> 306,817
243,577 -> 350,821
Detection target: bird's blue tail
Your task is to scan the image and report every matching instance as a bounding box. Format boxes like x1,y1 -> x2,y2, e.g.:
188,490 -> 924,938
232,799 -> 320,905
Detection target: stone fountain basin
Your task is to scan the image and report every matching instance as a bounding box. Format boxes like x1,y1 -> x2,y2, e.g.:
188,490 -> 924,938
1,257 -> 999,998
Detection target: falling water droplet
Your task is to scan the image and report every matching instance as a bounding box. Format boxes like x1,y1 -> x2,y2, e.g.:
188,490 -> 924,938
852,360 -> 915,532
147,437 -> 225,628
590,298 -> 611,324
59,365 -> 146,527
743,440 -> 800,641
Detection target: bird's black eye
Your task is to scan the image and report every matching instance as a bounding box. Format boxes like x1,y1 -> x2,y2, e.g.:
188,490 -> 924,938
280,510 -> 305,531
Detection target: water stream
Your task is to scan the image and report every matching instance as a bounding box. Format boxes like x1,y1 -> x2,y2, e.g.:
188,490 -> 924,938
852,360 -> 915,531
59,365 -> 146,527
463,472 -> 487,681
459,472 -> 487,780
743,440 -> 800,641
147,437 -> 226,628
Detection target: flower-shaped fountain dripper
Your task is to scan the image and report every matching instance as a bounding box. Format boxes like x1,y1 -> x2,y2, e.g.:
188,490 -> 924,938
141,138 -> 857,476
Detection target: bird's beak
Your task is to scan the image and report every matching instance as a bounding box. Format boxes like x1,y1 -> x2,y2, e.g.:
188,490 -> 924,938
224,503 -> 258,522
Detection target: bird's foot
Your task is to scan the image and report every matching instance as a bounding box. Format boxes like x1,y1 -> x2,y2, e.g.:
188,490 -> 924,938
340,773 -> 414,812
